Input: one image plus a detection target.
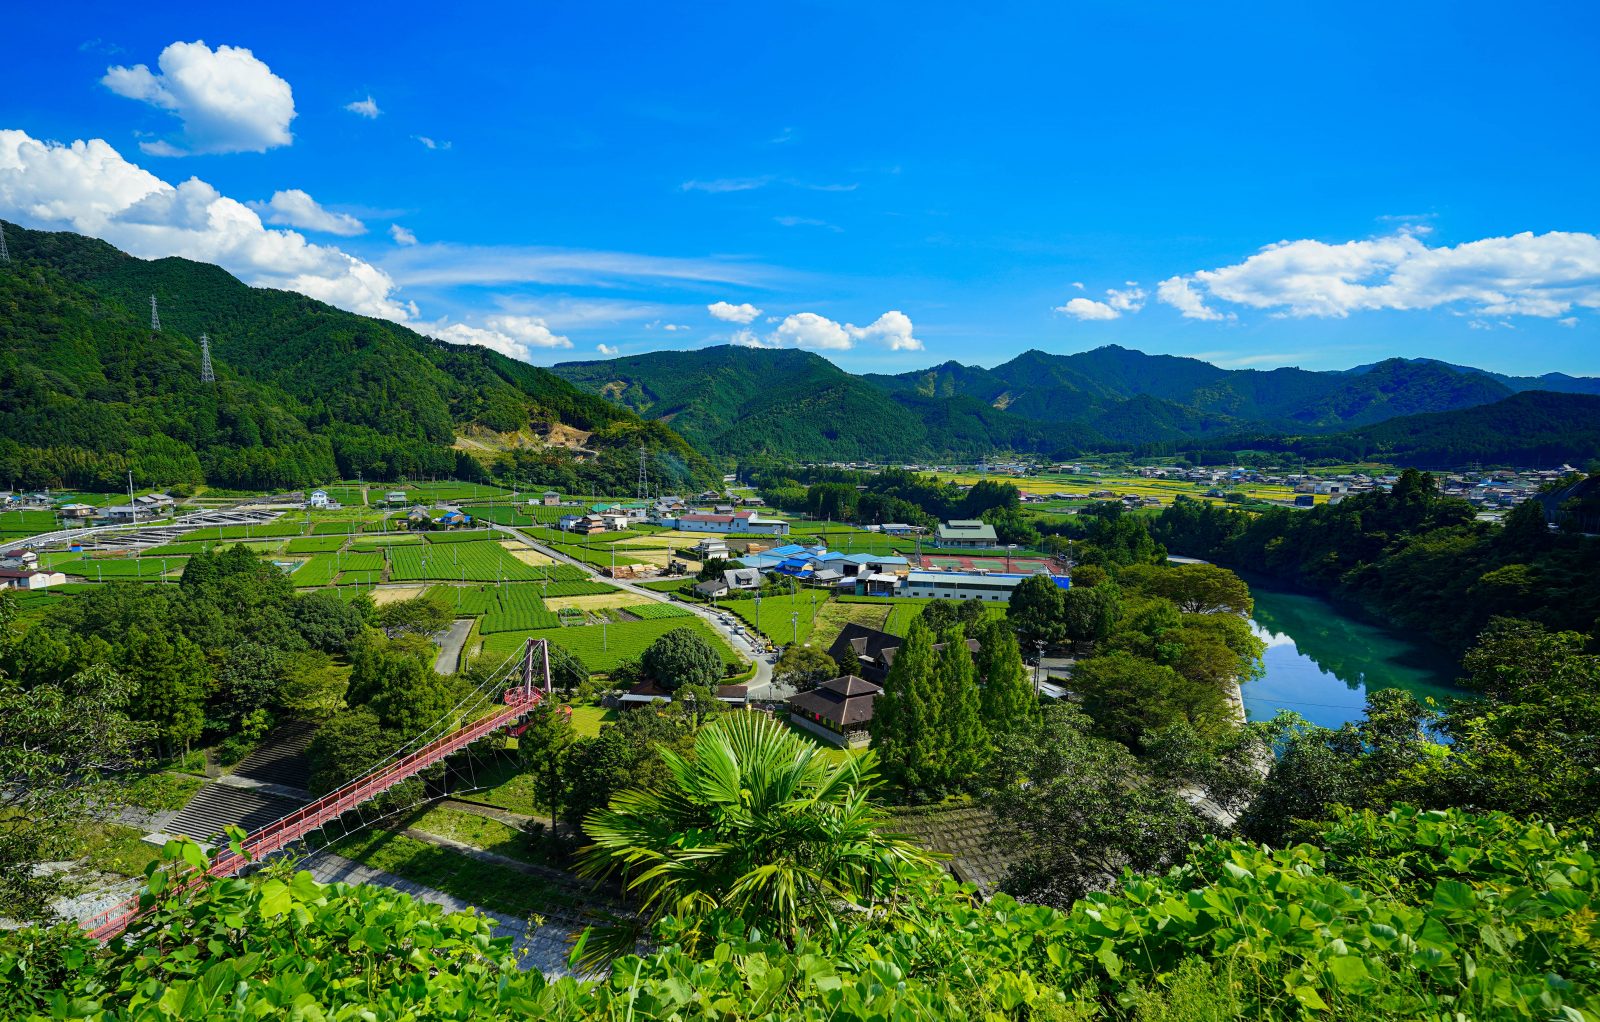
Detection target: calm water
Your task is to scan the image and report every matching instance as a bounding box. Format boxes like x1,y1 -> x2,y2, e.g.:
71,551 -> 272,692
1242,581 -> 1463,728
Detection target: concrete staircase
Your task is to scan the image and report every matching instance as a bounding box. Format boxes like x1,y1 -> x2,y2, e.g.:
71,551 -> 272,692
158,720 -> 318,844
231,719 -> 316,789
163,785 -> 307,844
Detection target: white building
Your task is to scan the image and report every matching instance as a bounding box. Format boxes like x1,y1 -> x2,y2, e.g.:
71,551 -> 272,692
901,570 -> 1068,602
674,511 -> 791,536
307,489 -> 332,509
0,568 -> 66,590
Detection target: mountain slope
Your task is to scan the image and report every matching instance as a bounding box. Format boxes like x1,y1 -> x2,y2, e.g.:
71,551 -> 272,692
551,346 -> 1101,461
873,346 -> 1518,430
0,223 -> 716,491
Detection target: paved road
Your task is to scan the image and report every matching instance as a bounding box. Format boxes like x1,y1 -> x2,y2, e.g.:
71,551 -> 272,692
494,524 -> 777,696
434,618 -> 474,675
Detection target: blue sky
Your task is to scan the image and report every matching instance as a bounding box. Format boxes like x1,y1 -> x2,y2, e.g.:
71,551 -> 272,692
3,2 -> 1598,375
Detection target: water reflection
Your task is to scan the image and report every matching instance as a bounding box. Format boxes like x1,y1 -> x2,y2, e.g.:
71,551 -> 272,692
1242,582 -> 1462,729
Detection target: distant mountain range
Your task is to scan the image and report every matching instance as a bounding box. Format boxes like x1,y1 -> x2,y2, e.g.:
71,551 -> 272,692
552,344 -> 1600,465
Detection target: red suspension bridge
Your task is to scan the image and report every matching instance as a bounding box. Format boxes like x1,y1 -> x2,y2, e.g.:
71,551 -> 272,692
81,639 -> 553,942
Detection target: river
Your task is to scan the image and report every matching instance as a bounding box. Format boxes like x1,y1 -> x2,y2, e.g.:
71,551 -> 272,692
1242,581 -> 1464,728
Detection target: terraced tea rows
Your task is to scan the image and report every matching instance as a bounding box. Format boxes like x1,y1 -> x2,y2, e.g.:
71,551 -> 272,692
479,617 -> 742,674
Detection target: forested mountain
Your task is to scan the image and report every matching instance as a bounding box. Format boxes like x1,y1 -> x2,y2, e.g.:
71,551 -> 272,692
1232,390 -> 1600,467
555,342 -> 1588,461
551,345 -> 1102,461
870,345 -> 1518,429
0,223 -> 717,491
1345,356 -> 1600,396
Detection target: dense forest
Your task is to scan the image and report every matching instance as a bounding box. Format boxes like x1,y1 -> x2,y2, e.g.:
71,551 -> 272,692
0,222 -> 720,492
1152,469 -> 1600,650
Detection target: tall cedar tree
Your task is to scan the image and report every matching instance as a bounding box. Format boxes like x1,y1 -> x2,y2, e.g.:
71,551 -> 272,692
974,618 -> 1039,735
869,620 -> 939,790
934,626 -> 989,786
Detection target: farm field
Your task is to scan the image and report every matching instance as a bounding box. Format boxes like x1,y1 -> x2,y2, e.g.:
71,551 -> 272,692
810,598 -> 894,648
502,544 -> 554,566
548,542 -> 644,568
0,510 -> 57,537
480,587 -> 560,633
286,535 -> 346,554
388,540 -> 566,582
477,617 -> 742,675
941,471 -> 1335,507
617,602 -> 693,621
52,556 -> 186,580
725,592 -> 825,647
542,591 -> 651,613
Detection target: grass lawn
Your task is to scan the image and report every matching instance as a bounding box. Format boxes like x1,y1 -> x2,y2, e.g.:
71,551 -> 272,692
123,771 -> 204,812
568,705 -> 615,737
327,827 -> 581,918
810,598 -> 893,649
72,822 -> 164,879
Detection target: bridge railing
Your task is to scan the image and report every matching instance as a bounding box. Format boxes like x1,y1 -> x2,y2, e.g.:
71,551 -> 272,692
81,640 -> 550,941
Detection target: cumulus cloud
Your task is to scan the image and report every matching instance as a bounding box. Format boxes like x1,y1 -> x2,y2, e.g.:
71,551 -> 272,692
708,300 -> 762,324
103,41 -> 295,155
731,327 -> 781,348
1161,230 -> 1600,320
1156,276 -> 1229,321
389,224 -> 417,246
247,189 -> 365,236
0,128 -> 407,321
596,343 -> 619,355
427,314 -> 571,363
762,310 -> 923,351
345,95 -> 380,118
1055,297 -> 1121,321
1105,285 -> 1145,313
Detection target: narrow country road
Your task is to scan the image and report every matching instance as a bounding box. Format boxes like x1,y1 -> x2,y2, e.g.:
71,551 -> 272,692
493,524 -> 776,696
433,618 -> 473,674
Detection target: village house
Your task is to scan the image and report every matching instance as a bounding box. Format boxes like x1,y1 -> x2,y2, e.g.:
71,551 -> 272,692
541,490 -> 561,506
827,624 -> 982,685
673,510 -> 791,536
788,675 -> 883,748
0,568 -> 66,590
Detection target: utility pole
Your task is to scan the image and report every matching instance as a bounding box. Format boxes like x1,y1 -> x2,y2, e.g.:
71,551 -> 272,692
127,470 -> 136,527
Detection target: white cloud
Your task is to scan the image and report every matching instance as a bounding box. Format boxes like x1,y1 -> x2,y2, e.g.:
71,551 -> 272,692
1055,297 -> 1121,321
389,223 -> 417,246
774,215 -> 842,232
1156,276 -> 1229,321
681,177 -> 772,193
383,244 -> 770,289
708,301 -> 762,324
732,327 -> 781,348
248,189 -> 365,236
1560,317 -> 1579,328
773,312 -> 853,350
1163,230 -> 1600,320
1071,281 -> 1085,290
103,41 -> 295,155
596,343 -> 619,355
345,95 -> 380,118
647,321 -> 689,332
413,135 -> 451,150
0,129 -> 407,321
426,314 -> 571,363
766,310 -> 922,351
847,310 -> 922,351
1105,286 -> 1145,313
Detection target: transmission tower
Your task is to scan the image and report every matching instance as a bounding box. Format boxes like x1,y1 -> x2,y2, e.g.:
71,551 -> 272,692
150,295 -> 161,332
199,333 -> 215,383
636,446 -> 650,502
0,223 -> 10,263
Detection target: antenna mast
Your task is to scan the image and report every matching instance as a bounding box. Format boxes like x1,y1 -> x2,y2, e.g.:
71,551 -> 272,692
0,223 -> 10,263
150,296 -> 161,332
199,333 -> 215,383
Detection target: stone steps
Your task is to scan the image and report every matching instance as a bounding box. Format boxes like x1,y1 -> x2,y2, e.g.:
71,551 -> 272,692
163,784 -> 307,844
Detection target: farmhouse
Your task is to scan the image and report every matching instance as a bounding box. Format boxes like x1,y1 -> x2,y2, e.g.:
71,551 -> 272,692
827,624 -> 982,685
674,510 -> 791,536
788,675 -> 883,748
541,490 -> 561,506
0,568 -> 66,590
306,489 -> 333,509
935,520 -> 998,548
58,503 -> 98,519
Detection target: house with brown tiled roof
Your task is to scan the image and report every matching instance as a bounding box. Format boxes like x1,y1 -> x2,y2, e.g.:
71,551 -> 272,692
788,675 -> 882,748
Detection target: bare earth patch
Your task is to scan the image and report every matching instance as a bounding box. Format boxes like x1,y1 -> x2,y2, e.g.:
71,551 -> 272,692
544,592 -> 652,612
371,585 -> 427,605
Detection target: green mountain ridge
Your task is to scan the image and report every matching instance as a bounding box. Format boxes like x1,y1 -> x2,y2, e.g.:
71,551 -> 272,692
554,342 -> 1586,461
0,223 -> 717,491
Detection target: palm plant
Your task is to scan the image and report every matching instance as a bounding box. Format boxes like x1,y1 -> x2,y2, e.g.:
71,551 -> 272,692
577,712 -> 937,946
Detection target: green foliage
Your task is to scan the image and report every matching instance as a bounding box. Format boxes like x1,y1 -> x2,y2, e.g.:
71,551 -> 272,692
640,626 -> 725,691
973,617 -> 1040,735
772,644 -> 840,692
480,618 -> 740,675
346,638 -> 455,736
579,712 -> 939,947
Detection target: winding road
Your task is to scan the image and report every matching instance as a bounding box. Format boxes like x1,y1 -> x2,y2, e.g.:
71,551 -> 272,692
492,524 -> 777,696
